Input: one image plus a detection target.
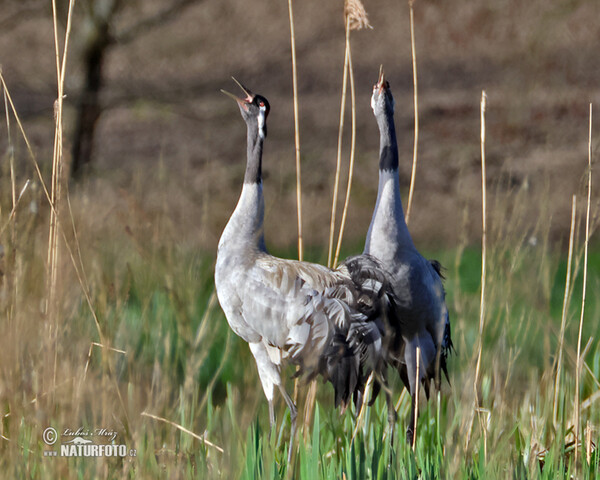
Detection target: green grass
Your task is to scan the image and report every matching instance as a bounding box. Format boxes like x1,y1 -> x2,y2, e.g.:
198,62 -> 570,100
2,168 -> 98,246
0,167 -> 598,479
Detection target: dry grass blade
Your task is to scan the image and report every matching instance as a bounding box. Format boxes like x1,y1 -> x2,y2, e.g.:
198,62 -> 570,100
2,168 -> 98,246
345,0 -> 372,30
350,373 -> 373,444
467,90 -> 487,450
327,16 -> 351,268
476,407 -> 490,461
553,195 -> 577,427
474,91 -> 488,388
47,0 -> 76,399
302,380 -> 318,440
0,73 -> 104,345
405,0 -> 419,225
141,412 -> 224,453
0,73 -> 51,206
585,422 -> 594,464
574,103 -> 593,463
332,22 -> 357,269
287,0 -> 303,262
82,342 -> 128,384
287,0 -> 305,422
412,346 -> 420,451
0,180 -> 30,237
2,84 -> 16,212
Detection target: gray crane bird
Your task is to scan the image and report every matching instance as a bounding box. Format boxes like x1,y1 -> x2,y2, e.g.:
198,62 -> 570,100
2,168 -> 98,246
214,80 -> 395,461
364,69 -> 453,444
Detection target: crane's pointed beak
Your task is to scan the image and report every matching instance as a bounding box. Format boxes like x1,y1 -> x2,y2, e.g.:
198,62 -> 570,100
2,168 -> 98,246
231,77 -> 254,103
375,65 -> 387,94
220,89 -> 249,110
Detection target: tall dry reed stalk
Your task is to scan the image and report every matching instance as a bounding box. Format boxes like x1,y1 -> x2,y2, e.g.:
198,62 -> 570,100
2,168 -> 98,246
553,195 -> 577,427
287,0 -> 306,443
466,90 -> 487,450
405,0 -> 419,225
49,3 -> 124,425
574,103 -> 593,463
327,17 -> 350,269
2,71 -> 111,424
474,90 -> 488,391
305,0 -> 371,436
332,23 -> 357,269
287,0 -> 303,263
327,0 -> 371,269
47,0 -> 76,397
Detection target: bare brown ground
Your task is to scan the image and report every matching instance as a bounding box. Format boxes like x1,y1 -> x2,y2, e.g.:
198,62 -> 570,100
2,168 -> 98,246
1,0 -> 599,253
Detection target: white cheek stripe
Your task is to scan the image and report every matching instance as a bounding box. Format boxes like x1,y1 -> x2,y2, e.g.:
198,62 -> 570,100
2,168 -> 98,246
258,105 -> 266,139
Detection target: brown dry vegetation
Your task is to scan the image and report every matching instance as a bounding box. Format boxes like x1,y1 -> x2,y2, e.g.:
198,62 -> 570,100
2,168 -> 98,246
1,2 -> 599,477
1,0 -> 599,253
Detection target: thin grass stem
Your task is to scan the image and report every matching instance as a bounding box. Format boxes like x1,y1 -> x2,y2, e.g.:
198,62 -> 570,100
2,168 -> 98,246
141,411 -> 224,453
412,346 -> 420,451
3,86 -> 16,210
474,91 -> 488,390
48,0 -> 75,401
467,90 -> 487,450
0,180 -> 30,237
405,0 -> 419,225
328,16 -> 351,268
553,195 -> 577,427
350,372 -> 373,444
287,0 -> 303,262
574,103 -> 593,463
333,26 -> 356,269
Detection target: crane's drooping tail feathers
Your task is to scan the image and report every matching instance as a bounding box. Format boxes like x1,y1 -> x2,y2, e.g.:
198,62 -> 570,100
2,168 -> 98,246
430,258 -> 454,388
440,309 -> 453,383
291,254 -> 396,410
318,254 -> 399,409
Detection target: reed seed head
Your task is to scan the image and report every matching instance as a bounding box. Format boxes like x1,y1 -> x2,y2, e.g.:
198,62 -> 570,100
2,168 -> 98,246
345,0 -> 372,30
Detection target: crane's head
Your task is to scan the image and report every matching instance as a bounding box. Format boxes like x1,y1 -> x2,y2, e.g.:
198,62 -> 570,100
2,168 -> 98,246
222,78 -> 270,139
370,66 -> 394,117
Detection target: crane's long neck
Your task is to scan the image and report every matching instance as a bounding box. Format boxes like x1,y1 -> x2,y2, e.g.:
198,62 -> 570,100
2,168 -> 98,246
364,109 -> 414,260
220,121 -> 266,252
244,124 -> 263,184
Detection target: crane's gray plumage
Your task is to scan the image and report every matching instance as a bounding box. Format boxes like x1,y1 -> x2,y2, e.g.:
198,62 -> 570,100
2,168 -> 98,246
365,70 -> 453,443
215,81 -> 395,460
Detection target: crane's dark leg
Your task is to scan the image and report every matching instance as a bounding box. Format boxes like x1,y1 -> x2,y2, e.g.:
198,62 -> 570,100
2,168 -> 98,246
268,400 -> 276,440
434,347 -> 442,392
385,390 -> 396,442
406,393 -> 416,446
268,401 -> 276,427
278,385 -> 298,464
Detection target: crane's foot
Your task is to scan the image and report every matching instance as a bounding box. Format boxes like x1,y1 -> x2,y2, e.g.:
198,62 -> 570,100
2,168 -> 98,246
406,426 -> 414,446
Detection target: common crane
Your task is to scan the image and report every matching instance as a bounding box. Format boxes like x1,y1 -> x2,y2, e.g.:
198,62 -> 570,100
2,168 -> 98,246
364,69 -> 453,444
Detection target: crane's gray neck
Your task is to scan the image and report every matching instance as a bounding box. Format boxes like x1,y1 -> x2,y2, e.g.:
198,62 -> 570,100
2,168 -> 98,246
218,119 -> 266,253
244,120 -> 263,185
364,109 -> 414,259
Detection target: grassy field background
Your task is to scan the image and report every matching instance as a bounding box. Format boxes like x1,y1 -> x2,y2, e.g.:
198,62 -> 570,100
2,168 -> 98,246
0,0 -> 599,477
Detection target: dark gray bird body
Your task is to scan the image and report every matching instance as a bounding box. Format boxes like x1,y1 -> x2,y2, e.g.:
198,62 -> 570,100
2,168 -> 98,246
365,71 -> 453,442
